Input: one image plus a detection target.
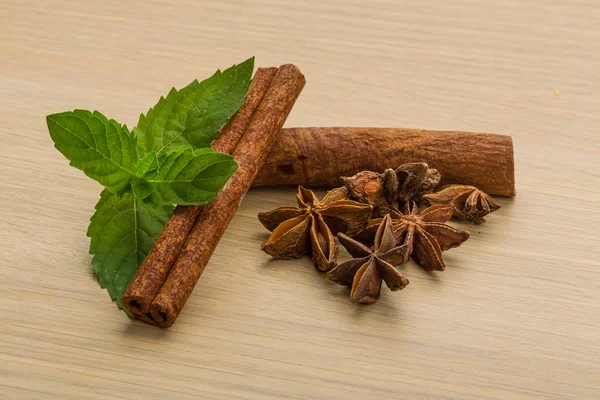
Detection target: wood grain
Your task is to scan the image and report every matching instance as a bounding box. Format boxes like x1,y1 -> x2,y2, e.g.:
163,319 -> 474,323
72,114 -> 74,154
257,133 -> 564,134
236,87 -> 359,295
1,0 -> 599,399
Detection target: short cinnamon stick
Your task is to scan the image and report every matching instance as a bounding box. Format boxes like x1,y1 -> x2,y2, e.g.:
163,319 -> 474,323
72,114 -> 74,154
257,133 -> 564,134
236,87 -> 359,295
149,64 -> 306,327
122,67 -> 278,320
253,127 -> 516,196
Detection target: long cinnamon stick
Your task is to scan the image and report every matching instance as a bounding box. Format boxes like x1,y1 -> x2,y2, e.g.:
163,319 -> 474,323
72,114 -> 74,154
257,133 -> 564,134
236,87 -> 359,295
253,127 -> 516,196
122,67 -> 279,320
148,64 -> 306,327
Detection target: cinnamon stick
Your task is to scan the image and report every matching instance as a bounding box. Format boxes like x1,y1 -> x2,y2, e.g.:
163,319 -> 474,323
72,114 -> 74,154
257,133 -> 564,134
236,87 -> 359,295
253,127 -> 516,196
148,64 -> 306,327
122,67 -> 279,320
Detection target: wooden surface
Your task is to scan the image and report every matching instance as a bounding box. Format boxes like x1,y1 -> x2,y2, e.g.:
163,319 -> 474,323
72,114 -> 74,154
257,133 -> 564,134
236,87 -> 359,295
1,0 -> 599,398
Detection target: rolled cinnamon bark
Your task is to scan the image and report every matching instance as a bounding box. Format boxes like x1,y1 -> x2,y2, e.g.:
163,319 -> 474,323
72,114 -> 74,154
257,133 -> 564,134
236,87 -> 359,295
122,67 -> 278,320
211,67 -> 279,152
149,64 -> 306,327
253,128 -> 516,197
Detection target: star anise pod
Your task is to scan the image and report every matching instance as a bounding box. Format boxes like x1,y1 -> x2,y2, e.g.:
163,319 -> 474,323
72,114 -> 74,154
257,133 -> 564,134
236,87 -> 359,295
358,202 -> 470,271
327,214 -> 410,304
423,185 -> 500,224
259,186 -> 373,271
395,162 -> 441,202
342,162 -> 441,207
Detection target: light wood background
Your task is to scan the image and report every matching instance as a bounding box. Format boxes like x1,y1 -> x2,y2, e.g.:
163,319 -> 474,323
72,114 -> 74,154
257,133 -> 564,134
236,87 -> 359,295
1,0 -> 599,399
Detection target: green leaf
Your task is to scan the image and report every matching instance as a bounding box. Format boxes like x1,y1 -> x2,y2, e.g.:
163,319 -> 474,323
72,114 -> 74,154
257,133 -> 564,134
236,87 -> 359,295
47,110 -> 137,196
134,57 -> 254,156
87,189 -> 173,311
132,147 -> 238,205
134,151 -> 158,178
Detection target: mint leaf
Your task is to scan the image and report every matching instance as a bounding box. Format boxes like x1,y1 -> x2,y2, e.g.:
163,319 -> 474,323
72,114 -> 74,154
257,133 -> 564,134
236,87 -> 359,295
132,147 -> 238,205
47,110 -> 137,196
87,189 -> 173,311
135,57 -> 254,156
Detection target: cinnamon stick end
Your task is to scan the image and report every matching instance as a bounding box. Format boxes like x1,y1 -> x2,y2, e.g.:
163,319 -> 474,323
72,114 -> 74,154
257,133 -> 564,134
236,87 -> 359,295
149,301 -> 177,329
121,293 -> 147,319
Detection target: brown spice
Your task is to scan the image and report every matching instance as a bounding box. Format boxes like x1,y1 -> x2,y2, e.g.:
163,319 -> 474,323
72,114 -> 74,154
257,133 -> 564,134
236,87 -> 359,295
341,170 -> 388,207
342,162 -> 440,207
396,163 -> 441,202
121,67 -> 278,320
253,127 -> 516,197
358,202 -> 470,271
258,186 -> 372,271
424,185 -> 500,224
148,64 -> 306,328
328,214 -> 410,304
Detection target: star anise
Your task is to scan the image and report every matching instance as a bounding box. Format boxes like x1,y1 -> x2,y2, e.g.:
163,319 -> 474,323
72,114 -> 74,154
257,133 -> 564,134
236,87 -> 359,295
395,162 -> 441,202
342,162 -> 441,207
327,214 -> 410,304
259,186 -> 373,271
423,185 -> 500,224
358,202 -> 470,271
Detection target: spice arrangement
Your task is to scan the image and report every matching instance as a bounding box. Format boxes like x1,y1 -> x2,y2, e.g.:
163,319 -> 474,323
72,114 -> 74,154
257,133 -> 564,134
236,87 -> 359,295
258,164 -> 477,303
47,58 -> 515,327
